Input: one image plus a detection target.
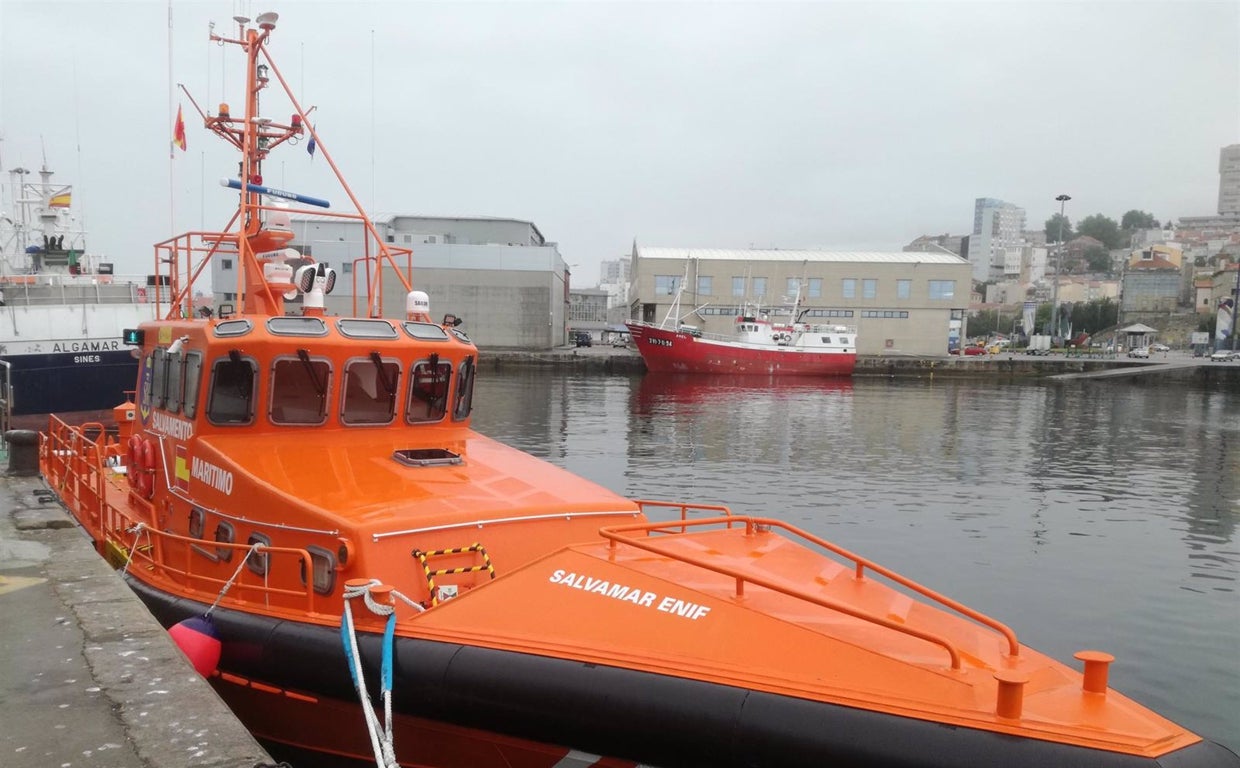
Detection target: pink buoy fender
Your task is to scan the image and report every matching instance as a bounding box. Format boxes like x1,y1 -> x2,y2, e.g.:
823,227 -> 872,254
168,616 -> 222,677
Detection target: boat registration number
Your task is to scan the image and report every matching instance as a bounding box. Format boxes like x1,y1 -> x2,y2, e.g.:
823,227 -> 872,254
650,338 -> 673,347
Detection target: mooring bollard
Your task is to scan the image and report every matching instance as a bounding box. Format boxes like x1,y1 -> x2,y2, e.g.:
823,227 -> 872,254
5,430 -> 39,476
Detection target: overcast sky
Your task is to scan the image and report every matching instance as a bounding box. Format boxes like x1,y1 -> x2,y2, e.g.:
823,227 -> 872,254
1,1 -> 1236,287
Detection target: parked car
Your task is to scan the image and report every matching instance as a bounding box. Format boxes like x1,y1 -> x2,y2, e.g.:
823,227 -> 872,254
1209,349 -> 1238,362
611,335 -> 628,348
1127,347 -> 1150,359
963,345 -> 988,356
1151,343 -> 1170,352
572,332 -> 592,348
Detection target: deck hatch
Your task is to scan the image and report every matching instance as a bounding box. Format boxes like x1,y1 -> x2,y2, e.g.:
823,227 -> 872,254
337,319 -> 398,339
402,322 -> 449,341
213,319 -> 253,337
393,448 -> 462,467
267,317 -> 328,336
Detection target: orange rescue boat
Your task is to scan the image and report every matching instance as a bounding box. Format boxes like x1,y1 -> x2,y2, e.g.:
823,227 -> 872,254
38,12 -> 1238,768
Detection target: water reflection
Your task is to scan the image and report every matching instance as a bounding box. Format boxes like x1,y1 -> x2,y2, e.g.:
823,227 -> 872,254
472,371 -> 1239,751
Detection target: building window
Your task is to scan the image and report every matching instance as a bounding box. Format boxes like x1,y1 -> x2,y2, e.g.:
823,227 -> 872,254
655,275 -> 681,296
863,279 -> 877,299
929,280 -> 956,300
342,262 -> 353,274
897,279 -> 911,300
807,278 -> 822,298
860,310 -> 910,318
786,278 -> 800,297
221,259 -> 233,270
752,277 -> 767,297
697,276 -> 713,296
732,276 -> 745,297
842,278 -> 857,299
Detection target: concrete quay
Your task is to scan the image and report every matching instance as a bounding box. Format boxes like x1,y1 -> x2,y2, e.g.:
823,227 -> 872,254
483,345 -> 1240,383
0,471 -> 275,768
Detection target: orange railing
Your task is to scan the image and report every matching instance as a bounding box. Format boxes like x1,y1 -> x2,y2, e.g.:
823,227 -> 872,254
633,499 -> 737,532
39,416 -> 325,618
598,516 -> 1021,670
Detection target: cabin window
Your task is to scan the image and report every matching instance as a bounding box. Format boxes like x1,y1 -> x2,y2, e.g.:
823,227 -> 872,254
300,546 -> 336,595
183,352 -> 203,418
341,354 -> 400,425
452,355 -> 476,421
213,319 -> 253,337
206,353 -> 257,425
246,532 -> 271,577
167,350 -> 184,413
188,507 -> 206,539
267,317 -> 328,336
337,319 -> 398,339
270,352 -> 331,425
407,355 -> 451,423
152,347 -> 169,410
214,522 -> 235,562
401,322 -> 449,342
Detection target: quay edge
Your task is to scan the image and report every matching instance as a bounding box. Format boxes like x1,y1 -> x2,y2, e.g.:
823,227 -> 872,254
0,472 -> 274,768
479,347 -> 1240,383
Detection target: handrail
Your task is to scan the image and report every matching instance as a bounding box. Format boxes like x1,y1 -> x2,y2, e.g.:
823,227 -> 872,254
39,414 -> 323,616
599,516 -> 1022,668
633,499 -> 736,532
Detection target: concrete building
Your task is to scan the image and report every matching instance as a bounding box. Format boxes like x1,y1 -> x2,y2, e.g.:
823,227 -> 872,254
629,246 -> 973,356
1121,248 -> 1182,315
966,198 -> 1026,283
211,214 -> 573,348
1219,144 -> 1240,215
568,288 -> 609,340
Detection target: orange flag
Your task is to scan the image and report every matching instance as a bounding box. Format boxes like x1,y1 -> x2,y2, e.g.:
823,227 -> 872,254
173,105 -> 187,151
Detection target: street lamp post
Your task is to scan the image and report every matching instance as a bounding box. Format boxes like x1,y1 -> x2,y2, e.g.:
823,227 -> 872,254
1050,194 -> 1071,341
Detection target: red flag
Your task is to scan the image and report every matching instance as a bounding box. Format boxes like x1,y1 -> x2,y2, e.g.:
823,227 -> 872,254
173,105 -> 187,151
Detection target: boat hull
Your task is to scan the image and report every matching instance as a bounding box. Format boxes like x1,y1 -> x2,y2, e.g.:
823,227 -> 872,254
127,578 -> 1235,768
626,323 -> 855,376
1,348 -> 135,416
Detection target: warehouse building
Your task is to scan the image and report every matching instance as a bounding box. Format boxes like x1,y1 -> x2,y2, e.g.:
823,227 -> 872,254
210,214 -> 572,348
629,246 -> 973,355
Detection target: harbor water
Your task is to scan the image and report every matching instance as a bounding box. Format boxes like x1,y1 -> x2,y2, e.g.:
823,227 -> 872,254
472,370 -> 1240,753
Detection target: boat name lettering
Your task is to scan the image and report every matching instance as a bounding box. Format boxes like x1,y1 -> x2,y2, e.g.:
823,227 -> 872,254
53,340 -> 121,353
191,457 -> 234,495
650,338 -> 673,348
548,569 -> 711,620
74,355 -> 101,364
151,412 -> 194,440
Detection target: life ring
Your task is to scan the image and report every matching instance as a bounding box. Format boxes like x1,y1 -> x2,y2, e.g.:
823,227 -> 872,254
127,435 -> 156,500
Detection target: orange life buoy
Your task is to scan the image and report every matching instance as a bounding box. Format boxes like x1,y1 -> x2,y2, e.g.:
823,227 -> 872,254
126,435 -> 143,493
127,435 -> 156,500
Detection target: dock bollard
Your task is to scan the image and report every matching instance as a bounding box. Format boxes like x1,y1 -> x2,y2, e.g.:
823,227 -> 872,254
5,430 -> 39,476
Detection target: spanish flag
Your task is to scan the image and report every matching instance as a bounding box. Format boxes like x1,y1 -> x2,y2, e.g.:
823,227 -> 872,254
49,192 -> 72,208
173,105 -> 187,151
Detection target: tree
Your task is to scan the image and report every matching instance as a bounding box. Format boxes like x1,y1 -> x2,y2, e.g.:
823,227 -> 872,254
1076,213 -> 1122,249
1083,246 -> 1112,274
1045,213 -> 1074,243
1121,210 -> 1160,231
1068,298 -> 1118,335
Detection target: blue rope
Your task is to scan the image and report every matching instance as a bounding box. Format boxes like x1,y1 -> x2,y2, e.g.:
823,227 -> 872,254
341,610 -> 360,688
381,612 -> 395,693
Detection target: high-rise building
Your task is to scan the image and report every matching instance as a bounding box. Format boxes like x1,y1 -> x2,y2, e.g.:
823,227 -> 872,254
966,198 -> 1026,283
1218,144 -> 1240,215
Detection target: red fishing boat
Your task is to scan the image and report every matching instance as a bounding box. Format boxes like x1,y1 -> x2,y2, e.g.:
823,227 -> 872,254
37,12 -> 1237,768
626,282 -> 856,376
